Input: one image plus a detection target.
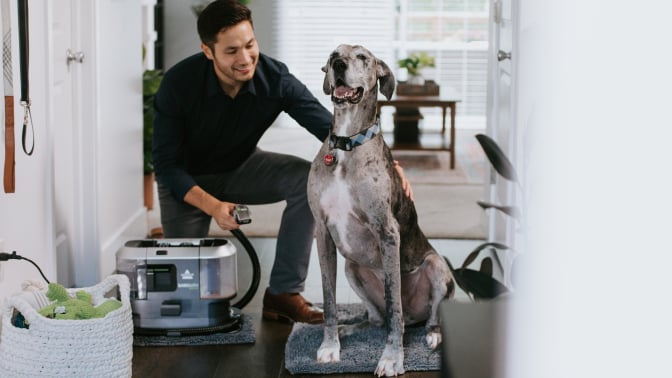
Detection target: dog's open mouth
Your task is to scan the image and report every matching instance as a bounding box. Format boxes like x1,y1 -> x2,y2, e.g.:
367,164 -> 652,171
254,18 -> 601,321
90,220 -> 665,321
332,80 -> 364,104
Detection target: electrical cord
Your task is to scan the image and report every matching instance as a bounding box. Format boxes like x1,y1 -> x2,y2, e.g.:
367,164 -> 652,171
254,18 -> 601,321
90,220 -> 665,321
0,251 -> 51,284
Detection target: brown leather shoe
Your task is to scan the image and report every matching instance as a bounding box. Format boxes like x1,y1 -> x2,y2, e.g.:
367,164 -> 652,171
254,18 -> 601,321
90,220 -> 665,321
262,288 -> 324,324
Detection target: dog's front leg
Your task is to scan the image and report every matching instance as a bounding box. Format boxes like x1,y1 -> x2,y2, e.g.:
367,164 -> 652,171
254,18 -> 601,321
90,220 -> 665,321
375,226 -> 406,377
315,222 -> 340,363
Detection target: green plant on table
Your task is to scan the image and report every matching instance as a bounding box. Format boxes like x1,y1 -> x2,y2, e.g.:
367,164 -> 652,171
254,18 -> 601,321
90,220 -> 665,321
397,51 -> 435,77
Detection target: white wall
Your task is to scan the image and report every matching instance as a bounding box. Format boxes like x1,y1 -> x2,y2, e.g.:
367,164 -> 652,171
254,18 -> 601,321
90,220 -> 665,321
94,0 -> 148,280
509,1 -> 672,377
0,1 -> 55,299
163,0 -> 200,70
0,0 -> 145,300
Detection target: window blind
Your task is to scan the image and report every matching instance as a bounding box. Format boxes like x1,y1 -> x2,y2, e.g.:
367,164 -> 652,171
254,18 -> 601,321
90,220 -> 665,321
273,0 -> 395,114
271,0 -> 488,126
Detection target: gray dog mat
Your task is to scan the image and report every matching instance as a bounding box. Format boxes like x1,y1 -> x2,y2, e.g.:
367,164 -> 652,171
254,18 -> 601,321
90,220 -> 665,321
284,303 -> 440,375
133,314 -> 255,346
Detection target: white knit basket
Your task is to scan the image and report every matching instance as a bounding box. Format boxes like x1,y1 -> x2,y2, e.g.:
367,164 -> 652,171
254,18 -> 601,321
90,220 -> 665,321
0,274 -> 134,377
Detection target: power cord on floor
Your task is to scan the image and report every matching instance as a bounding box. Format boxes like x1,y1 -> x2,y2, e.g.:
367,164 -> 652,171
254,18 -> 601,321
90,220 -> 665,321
0,251 -> 51,284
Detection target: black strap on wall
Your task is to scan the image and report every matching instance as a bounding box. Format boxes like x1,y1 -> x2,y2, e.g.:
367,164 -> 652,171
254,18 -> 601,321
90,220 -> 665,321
3,0 -> 15,193
17,0 -> 32,156
17,0 -> 27,102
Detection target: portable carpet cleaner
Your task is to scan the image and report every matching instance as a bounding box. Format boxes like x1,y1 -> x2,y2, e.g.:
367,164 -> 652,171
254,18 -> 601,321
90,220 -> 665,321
2,207 -> 260,337
115,226 -> 261,337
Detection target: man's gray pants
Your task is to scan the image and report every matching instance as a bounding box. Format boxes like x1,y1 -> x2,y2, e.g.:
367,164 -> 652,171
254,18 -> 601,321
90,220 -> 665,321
157,148 -> 315,295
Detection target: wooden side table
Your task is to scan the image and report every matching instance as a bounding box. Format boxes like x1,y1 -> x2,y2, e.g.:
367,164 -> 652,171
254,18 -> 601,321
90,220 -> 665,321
377,95 -> 460,169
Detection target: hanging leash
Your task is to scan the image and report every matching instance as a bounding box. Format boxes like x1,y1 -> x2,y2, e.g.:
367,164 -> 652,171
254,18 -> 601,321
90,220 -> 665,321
2,0 -> 15,192
17,0 -> 32,156
2,0 -> 32,193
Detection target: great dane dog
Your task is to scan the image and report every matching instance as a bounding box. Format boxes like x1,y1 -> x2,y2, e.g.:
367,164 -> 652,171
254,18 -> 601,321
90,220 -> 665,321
307,44 -> 456,377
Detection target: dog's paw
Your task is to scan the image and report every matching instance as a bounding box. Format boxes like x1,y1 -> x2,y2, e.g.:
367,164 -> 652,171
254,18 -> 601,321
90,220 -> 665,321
317,343 -> 341,363
374,347 -> 405,377
425,331 -> 442,350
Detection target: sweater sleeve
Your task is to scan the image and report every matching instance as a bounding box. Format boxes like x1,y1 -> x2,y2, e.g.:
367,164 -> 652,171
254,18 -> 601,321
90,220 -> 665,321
281,73 -> 333,142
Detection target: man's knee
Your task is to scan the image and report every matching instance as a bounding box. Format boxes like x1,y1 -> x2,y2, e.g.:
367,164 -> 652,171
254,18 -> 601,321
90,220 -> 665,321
157,184 -> 211,237
161,212 -> 211,238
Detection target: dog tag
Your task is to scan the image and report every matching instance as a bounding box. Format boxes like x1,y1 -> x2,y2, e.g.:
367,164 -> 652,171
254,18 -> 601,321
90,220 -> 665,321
324,153 -> 337,166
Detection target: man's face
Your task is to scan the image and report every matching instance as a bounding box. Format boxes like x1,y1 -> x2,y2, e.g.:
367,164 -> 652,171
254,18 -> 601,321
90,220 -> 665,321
202,20 -> 259,92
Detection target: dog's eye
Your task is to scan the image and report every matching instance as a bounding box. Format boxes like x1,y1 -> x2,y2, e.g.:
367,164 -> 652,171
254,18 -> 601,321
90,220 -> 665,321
356,54 -> 368,61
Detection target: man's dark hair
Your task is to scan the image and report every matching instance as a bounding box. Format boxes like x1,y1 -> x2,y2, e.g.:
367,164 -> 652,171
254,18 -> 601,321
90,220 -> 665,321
197,0 -> 253,49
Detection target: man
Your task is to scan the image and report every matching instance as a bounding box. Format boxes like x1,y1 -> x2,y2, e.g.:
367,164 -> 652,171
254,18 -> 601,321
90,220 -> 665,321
153,0 -> 411,324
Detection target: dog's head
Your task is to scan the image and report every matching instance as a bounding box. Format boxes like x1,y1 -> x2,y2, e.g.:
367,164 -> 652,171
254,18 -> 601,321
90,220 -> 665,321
322,44 -> 395,107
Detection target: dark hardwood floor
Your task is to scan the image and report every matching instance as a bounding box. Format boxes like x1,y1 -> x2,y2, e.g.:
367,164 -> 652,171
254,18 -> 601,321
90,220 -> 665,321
130,237 -> 480,377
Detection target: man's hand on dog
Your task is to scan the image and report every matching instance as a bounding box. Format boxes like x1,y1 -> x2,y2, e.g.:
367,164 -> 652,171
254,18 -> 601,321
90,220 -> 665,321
394,160 -> 414,202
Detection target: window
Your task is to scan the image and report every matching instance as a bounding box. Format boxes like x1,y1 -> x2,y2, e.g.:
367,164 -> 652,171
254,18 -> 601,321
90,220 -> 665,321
272,0 -> 488,126
396,0 -> 489,117
273,0 -> 395,113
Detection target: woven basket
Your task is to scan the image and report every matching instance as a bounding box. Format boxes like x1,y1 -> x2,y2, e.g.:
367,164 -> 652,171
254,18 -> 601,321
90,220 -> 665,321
0,274 -> 134,377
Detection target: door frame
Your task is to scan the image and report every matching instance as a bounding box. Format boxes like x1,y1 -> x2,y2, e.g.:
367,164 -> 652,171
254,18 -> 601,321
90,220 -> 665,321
485,0 -> 521,284
50,0 -> 100,287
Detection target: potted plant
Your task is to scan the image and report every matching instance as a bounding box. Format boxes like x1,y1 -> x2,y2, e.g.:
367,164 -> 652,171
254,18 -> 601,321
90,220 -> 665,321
397,51 -> 435,85
449,133 -> 523,300
393,52 -> 437,145
143,68 -> 163,209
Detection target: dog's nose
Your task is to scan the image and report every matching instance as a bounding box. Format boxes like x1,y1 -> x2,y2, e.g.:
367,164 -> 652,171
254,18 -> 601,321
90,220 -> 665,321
333,59 -> 347,72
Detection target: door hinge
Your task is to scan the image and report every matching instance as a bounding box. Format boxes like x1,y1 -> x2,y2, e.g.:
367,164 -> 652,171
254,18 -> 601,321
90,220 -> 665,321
493,0 -> 502,24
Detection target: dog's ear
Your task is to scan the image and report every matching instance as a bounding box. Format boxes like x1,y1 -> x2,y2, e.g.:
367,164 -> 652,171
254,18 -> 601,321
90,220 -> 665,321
376,59 -> 396,100
322,62 -> 332,95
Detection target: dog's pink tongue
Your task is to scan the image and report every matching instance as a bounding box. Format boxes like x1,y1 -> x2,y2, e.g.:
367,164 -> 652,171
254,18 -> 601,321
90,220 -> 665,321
334,86 -> 353,98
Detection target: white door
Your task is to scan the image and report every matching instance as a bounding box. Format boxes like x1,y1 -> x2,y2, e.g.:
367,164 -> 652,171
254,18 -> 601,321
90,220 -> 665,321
485,0 -> 518,284
51,0 -> 98,287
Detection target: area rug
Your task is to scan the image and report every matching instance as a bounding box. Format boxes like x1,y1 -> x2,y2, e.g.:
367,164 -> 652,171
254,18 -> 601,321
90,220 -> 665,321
133,314 -> 255,346
211,183 -> 487,240
391,150 -> 475,185
284,303 -> 440,375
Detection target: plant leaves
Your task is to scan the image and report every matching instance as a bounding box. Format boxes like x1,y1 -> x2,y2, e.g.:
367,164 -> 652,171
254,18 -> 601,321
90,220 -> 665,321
397,52 -> 435,76
475,134 -> 518,182
143,69 -> 163,96
452,268 -> 509,299
477,200 -> 520,218
143,70 -> 163,174
480,257 -> 493,276
461,242 -> 509,269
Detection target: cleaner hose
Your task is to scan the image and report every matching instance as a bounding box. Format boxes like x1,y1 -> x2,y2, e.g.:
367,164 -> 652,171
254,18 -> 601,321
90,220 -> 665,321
229,229 -> 261,310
